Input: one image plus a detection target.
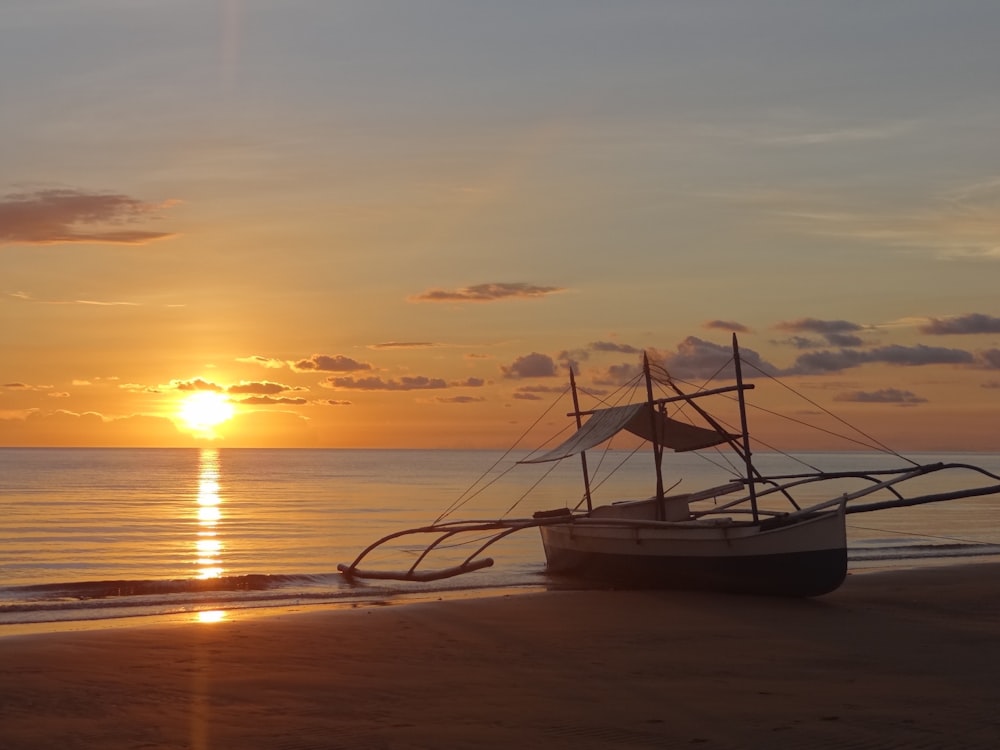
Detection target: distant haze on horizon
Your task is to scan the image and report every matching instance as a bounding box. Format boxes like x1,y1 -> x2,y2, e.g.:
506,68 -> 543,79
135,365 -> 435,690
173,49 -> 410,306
2,1 -> 999,451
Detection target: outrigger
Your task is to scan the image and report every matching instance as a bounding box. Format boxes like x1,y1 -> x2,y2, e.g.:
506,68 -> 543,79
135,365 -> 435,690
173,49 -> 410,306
339,335 -> 1000,596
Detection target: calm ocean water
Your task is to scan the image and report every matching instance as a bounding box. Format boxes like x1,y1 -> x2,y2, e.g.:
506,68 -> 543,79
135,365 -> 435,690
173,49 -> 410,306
2,447 -> 1000,629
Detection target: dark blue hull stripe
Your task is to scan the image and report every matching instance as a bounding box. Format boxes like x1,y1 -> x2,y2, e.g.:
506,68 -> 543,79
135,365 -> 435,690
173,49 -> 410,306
543,546 -> 848,597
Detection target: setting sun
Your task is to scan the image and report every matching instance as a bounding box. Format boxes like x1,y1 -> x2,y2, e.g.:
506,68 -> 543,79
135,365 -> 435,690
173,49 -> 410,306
179,392 -> 235,434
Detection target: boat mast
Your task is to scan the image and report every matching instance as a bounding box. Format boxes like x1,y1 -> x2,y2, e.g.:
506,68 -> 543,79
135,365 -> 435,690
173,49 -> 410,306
732,333 -> 759,522
643,353 -> 666,520
568,367 -> 593,512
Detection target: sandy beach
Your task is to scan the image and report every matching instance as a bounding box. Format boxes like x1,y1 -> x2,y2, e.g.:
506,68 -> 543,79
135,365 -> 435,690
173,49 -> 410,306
2,565 -> 999,750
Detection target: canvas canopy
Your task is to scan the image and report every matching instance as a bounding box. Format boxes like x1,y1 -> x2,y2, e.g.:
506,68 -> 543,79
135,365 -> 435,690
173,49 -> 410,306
518,402 -> 732,464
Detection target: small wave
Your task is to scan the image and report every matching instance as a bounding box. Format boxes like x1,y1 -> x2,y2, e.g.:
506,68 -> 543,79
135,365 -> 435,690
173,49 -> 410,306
0,567 -> 545,626
1,572 -> 332,602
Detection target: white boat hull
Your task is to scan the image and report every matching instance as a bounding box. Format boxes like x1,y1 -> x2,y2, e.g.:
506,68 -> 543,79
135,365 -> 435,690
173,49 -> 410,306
539,507 -> 847,596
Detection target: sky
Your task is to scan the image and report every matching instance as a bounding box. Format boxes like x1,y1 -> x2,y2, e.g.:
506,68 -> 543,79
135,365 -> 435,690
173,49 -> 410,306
2,1 -> 999,451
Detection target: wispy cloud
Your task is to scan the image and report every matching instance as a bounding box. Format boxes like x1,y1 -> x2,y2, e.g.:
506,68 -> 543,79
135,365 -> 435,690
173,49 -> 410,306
775,318 -> 867,348
235,396 -> 308,405
833,388 -> 927,405
0,188 -> 178,245
714,177 -> 1000,260
326,375 -> 448,391
589,341 -> 641,354
977,349 -> 1000,370
776,318 -> 865,336
704,320 -> 751,334
919,313 -> 1000,335
2,382 -> 53,391
789,345 -> 975,375
410,282 -> 566,303
170,378 -> 223,392
369,341 -> 440,349
236,355 -> 287,369
10,291 -> 139,306
227,381 -> 305,395
761,121 -> 915,146
776,205 -> 1000,260
292,354 -> 372,373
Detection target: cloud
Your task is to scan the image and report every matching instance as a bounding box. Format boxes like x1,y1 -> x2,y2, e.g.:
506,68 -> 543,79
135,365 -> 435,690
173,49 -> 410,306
501,352 -> 559,379
775,318 -> 871,348
452,377 -> 486,387
589,341 -> 641,354
435,396 -> 486,403
977,349 -> 1000,369
227,381 -> 303,395
236,355 -> 286,369
321,399 -> 353,406
763,121 -> 914,146
369,341 -> 439,349
833,388 -> 927,404
767,182 -> 1000,261
326,375 -> 448,391
658,337 -> 780,381
920,313 -> 1000,335
171,378 -> 224,392
119,383 -> 161,393
10,291 -> 139,306
593,361 -> 644,386
703,320 -> 751,334
825,333 -> 865,347
0,188 -> 177,245
236,396 -> 308,405
410,282 -> 566,303
515,385 -> 567,394
779,336 -> 824,350
293,354 -> 372,373
776,318 -> 865,335
789,344 -> 975,375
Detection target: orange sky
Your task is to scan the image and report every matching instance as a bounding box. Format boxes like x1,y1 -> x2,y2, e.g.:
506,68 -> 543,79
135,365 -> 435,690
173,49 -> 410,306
2,3 -> 999,451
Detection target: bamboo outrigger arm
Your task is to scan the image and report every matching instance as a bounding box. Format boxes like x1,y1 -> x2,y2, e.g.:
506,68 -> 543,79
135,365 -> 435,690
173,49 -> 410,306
337,516 -> 572,583
337,557 -> 495,582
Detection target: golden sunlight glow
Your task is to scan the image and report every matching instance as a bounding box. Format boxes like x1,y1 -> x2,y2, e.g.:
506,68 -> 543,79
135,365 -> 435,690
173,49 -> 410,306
196,609 -> 227,623
198,506 -> 221,523
179,391 -> 235,434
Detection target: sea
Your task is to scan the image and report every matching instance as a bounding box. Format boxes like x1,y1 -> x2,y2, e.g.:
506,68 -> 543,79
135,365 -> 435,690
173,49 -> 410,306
3,447 -> 1000,632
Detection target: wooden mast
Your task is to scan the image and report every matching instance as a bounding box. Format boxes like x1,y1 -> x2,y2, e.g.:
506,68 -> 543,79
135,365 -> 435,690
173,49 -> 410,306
643,353 -> 666,520
732,333 -> 759,522
568,367 -> 593,512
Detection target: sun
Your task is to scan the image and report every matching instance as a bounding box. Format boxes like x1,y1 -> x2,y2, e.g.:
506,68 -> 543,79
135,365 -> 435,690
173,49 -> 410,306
179,391 -> 235,434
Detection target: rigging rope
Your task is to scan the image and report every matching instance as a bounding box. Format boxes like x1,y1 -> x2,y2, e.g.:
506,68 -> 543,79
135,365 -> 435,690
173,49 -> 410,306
433,385 -> 571,524
847,523 -> 995,547
743,361 -> 918,466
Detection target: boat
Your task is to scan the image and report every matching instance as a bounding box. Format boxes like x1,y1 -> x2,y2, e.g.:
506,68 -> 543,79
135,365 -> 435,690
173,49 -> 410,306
338,335 -> 1000,596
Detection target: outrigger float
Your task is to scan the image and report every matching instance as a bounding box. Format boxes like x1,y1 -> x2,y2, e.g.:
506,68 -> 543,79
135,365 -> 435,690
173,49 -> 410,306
339,335 -> 1000,596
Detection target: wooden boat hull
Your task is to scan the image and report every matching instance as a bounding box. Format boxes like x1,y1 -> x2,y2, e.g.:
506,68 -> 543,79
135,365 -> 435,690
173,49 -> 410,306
539,509 -> 847,597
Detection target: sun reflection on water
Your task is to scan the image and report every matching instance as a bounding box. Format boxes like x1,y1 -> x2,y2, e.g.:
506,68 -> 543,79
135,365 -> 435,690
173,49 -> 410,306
195,449 -> 225,580
196,609 -> 227,624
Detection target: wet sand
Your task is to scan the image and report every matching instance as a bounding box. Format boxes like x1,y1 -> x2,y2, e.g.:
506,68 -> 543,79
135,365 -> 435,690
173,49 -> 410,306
2,564 -> 999,749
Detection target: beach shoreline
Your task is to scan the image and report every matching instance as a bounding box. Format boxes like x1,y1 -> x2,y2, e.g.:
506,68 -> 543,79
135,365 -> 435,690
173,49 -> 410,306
2,562 -> 999,749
